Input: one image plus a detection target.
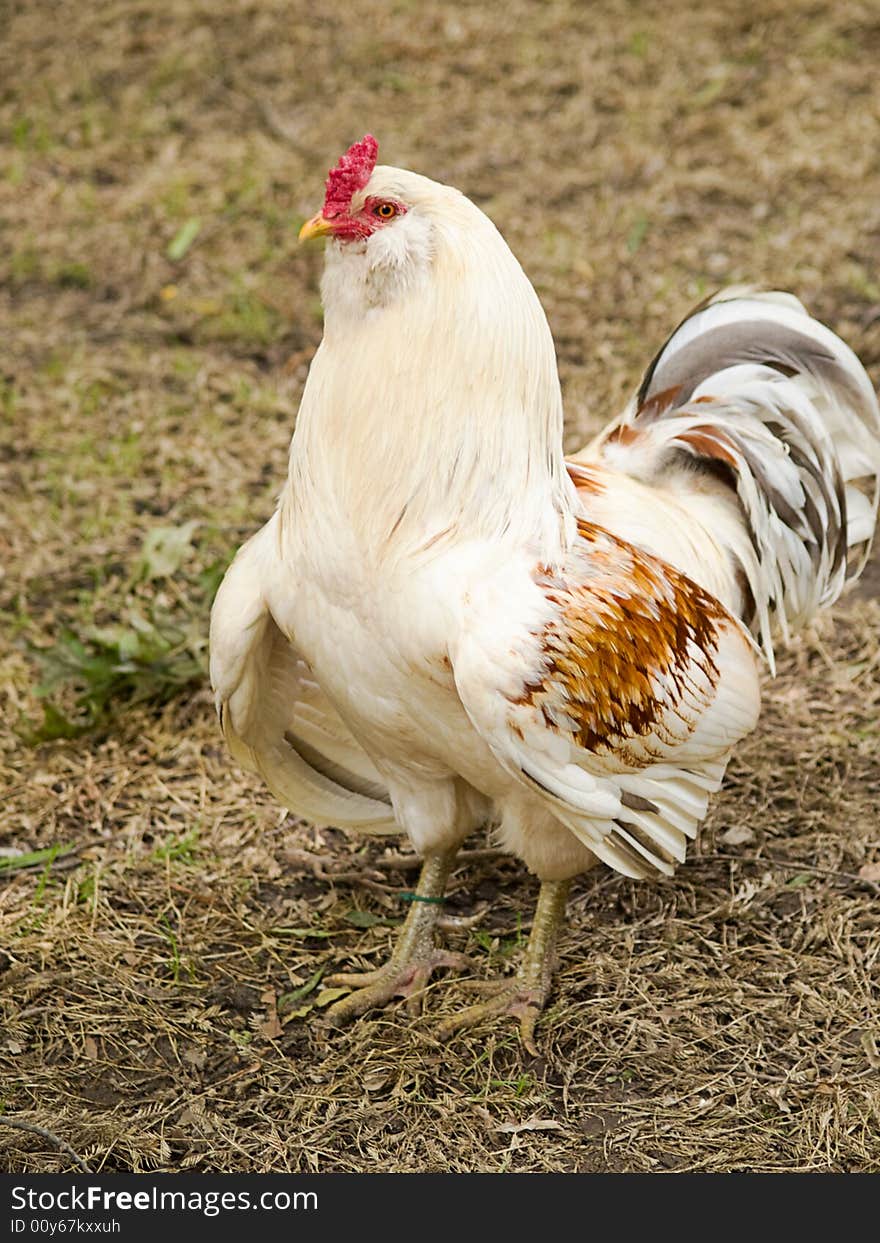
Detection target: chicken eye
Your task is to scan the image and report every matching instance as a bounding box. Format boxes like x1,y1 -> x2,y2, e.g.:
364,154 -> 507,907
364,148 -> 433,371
374,202 -> 397,219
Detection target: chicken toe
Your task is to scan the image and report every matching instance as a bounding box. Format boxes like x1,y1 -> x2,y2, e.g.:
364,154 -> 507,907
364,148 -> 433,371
323,849 -> 470,1026
435,878 -> 570,1054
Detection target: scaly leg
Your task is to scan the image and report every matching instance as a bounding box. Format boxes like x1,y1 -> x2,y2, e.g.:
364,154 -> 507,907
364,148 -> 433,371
435,878 -> 571,1054
323,849 -> 470,1026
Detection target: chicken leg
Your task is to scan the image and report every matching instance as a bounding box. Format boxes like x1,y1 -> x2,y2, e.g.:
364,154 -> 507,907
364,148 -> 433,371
323,848 -> 470,1026
435,878 -> 571,1054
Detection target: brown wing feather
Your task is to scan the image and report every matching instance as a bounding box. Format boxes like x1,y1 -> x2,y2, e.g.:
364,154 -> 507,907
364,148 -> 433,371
515,518 -> 730,769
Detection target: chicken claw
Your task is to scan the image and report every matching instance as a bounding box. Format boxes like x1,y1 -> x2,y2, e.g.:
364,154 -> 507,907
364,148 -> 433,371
435,878 -> 570,1054
323,849 -> 470,1026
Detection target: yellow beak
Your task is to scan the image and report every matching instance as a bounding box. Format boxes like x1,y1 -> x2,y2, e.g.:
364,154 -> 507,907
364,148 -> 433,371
298,213 -> 333,241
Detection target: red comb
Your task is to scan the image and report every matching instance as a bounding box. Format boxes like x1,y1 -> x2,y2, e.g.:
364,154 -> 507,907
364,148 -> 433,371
322,134 -> 379,218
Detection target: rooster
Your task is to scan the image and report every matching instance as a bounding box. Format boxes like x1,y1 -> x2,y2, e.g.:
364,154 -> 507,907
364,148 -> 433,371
210,135 -> 880,1051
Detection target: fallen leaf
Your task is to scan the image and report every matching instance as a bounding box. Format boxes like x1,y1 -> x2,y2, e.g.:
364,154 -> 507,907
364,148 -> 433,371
166,217 -> 201,261
179,1105 -> 214,1133
315,987 -> 349,1007
857,862 -> 880,883
285,1003 -> 316,1020
271,926 -> 332,940
261,1014 -> 283,1040
721,825 -> 754,846
139,521 -> 198,580
279,968 -> 324,1011
785,873 -> 813,889
860,1031 -> 880,1068
260,988 -> 283,1039
344,910 -> 385,928
495,1115 -> 562,1135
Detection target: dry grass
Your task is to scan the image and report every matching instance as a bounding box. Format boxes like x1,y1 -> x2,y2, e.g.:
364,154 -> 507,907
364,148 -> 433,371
2,0 -> 879,1173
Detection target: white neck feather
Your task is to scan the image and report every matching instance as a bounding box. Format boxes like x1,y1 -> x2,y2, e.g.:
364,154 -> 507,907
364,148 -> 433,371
283,184 -> 576,564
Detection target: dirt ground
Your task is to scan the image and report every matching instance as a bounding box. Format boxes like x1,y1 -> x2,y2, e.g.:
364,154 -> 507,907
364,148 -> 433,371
2,0 -> 879,1173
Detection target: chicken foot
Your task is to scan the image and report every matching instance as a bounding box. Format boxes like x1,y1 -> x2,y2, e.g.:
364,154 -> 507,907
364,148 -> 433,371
323,848 -> 470,1026
435,877 -> 571,1054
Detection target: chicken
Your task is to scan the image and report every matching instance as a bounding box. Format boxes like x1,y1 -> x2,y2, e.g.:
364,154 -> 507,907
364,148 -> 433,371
210,135 -> 880,1050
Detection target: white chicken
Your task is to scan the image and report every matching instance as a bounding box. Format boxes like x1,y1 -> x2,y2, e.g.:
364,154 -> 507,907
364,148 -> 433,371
210,135 -> 880,1050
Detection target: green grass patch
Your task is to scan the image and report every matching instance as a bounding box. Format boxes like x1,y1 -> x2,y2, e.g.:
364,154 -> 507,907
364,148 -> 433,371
0,844 -> 76,874
196,281 -> 282,347
152,830 -> 200,866
20,520 -> 230,743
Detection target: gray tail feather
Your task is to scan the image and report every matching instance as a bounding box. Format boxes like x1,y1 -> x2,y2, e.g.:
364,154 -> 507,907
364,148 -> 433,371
613,287 -> 880,654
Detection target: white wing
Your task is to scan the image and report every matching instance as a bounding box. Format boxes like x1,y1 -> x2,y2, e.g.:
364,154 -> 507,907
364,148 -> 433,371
452,522 -> 762,879
209,515 -> 397,832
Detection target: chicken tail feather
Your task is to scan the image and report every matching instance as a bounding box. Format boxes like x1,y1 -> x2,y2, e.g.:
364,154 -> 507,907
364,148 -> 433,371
590,288 -> 880,666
